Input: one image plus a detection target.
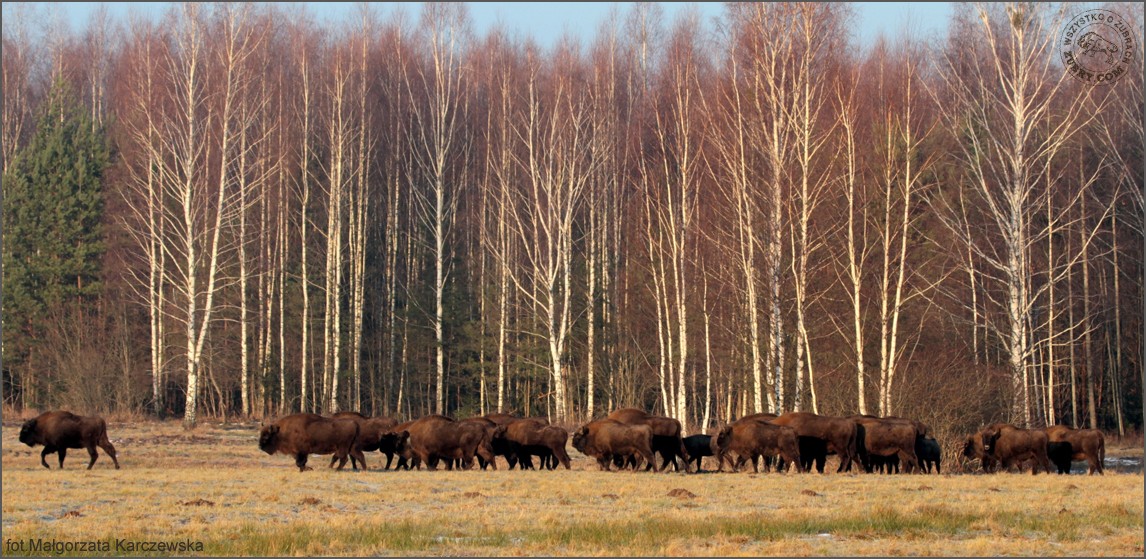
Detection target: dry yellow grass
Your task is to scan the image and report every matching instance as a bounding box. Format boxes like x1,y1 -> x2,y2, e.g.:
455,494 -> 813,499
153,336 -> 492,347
2,420 -> 1142,556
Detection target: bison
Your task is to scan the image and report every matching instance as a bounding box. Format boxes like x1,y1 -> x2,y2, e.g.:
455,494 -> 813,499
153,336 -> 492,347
259,413 -> 364,472
1043,425 -> 1105,475
683,434 -> 714,472
769,412 -> 859,473
572,418 -> 657,471
916,436 -> 941,474
961,428 -> 999,473
404,415 -> 497,470
503,419 -> 571,470
19,411 -> 120,470
713,419 -> 802,473
981,424 -> 1052,475
383,420 -> 419,470
849,415 -> 922,474
329,412 -> 399,470
1047,441 -> 1074,475
606,408 -> 689,472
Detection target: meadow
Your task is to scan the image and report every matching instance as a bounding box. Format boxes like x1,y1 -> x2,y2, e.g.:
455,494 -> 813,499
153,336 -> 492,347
1,420 -> 1143,556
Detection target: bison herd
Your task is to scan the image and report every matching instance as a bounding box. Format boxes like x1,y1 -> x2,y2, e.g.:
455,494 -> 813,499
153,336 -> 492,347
15,409 -> 1107,476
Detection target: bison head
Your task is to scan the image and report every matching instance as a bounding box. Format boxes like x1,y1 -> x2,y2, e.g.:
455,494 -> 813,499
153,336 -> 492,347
714,425 -> 734,453
18,419 -> 39,447
571,426 -> 589,453
379,430 -> 410,455
258,424 -> 280,454
961,435 -> 978,458
980,427 -> 1001,456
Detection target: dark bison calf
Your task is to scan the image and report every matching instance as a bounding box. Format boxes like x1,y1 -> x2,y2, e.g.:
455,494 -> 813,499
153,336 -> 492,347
683,434 -> 714,472
916,436 -> 941,474
259,413 -> 365,472
1047,441 -> 1073,474
19,411 -> 120,470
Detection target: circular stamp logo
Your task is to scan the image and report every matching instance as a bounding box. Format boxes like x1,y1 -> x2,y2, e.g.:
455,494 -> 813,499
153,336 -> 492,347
1059,9 -> 1136,85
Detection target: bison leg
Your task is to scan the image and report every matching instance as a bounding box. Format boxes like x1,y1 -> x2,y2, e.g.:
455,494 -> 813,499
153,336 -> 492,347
86,444 -> 100,470
351,449 -> 368,471
98,433 -> 120,469
40,447 -> 55,469
295,453 -> 312,472
555,447 -> 571,470
58,448 -> 67,469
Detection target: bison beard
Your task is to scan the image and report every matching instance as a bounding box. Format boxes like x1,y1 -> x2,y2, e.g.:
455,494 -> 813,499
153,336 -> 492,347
19,411 -> 120,470
259,413 -> 365,472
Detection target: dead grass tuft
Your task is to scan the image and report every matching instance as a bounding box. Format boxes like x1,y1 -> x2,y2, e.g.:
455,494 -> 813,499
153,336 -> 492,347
801,489 -> 820,497
297,497 -> 322,506
180,498 -> 216,507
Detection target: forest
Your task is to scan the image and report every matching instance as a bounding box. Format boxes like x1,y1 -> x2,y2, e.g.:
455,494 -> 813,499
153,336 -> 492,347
1,2 -> 1142,444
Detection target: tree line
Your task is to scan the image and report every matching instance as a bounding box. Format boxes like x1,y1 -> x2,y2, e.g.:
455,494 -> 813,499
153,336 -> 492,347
2,2 -> 1142,440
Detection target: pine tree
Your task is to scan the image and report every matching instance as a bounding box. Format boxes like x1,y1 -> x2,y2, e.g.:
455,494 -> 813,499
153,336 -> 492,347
2,78 -> 110,406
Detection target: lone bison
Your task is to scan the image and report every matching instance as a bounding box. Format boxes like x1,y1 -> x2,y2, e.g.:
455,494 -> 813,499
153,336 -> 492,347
1043,425 -> 1105,475
259,413 -> 364,472
981,424 -> 1052,475
572,418 -> 657,471
19,411 -> 120,470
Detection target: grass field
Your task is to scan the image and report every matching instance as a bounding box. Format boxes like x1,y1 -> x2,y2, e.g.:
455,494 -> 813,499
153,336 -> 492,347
1,420 -> 1143,556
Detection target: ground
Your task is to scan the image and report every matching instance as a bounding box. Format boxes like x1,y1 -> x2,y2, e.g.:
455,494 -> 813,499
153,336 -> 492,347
1,420 -> 1143,556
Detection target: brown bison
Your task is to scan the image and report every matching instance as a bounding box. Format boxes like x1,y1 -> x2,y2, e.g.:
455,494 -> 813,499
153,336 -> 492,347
329,412 -> 399,470
848,415 -> 922,474
769,412 -> 859,473
981,424 -> 1052,475
504,419 -> 571,470
961,426 -> 1002,473
483,412 -> 527,427
384,420 -> 419,470
607,408 -> 689,471
713,419 -> 802,473
259,413 -> 365,472
1044,425 -> 1105,475
572,418 -> 657,471
405,415 -> 497,471
19,411 -> 120,470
